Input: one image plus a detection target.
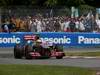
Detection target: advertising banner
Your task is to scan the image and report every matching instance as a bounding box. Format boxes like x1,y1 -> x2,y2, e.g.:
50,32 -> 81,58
0,32 -> 100,47
40,32 -> 100,47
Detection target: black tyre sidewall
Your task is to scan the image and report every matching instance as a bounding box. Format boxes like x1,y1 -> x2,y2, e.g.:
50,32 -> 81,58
14,45 -> 22,59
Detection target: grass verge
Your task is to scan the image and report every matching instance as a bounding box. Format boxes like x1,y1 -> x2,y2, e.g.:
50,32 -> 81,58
0,65 -> 96,75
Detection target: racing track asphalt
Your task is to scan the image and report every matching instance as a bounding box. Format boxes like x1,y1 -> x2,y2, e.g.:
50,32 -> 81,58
0,47 -> 100,68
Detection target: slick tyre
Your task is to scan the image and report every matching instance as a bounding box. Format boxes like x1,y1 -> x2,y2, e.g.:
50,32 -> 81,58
14,44 -> 23,59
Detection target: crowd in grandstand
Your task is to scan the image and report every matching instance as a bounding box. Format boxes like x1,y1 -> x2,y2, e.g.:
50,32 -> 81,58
1,13 -> 100,33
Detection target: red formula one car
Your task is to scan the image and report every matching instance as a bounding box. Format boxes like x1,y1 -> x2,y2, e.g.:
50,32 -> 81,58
14,34 -> 65,59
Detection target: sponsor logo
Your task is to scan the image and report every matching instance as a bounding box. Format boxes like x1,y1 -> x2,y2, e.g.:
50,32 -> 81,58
78,36 -> 100,44
41,36 -> 71,44
0,36 -> 21,44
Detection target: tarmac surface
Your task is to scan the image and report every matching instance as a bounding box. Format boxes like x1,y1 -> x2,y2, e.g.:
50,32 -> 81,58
0,47 -> 100,69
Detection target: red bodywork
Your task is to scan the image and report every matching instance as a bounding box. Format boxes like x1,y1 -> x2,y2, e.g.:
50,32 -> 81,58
28,50 -> 65,58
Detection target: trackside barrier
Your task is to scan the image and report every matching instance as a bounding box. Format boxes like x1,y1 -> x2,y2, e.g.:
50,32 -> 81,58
0,32 -> 100,47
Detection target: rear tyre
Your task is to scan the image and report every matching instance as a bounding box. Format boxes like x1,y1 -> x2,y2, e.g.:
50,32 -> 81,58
14,44 -> 23,59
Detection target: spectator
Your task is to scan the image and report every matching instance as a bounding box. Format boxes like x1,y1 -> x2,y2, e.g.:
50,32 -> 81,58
15,18 -> 21,31
59,20 -> 64,32
30,19 -> 37,32
54,20 -> 61,32
0,11 -> 99,33
27,16 -> 32,32
41,19 -> 46,32
63,19 -> 70,32
78,19 -> 85,32
3,24 -> 9,32
36,19 -> 42,32
75,19 -> 80,32
96,17 -> 100,32
69,19 -> 76,32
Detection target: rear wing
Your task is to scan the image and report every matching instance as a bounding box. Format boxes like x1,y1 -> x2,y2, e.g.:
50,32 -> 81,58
24,35 -> 36,40
24,32 -> 40,41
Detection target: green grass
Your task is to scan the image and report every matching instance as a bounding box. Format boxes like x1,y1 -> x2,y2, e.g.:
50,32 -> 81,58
65,52 -> 100,56
0,65 -> 96,75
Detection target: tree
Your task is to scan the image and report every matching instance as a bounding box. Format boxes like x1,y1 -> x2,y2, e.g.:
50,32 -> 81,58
0,0 -> 36,6
84,0 -> 100,7
66,0 -> 85,7
0,0 -> 14,6
45,0 -> 58,7
0,0 -> 100,8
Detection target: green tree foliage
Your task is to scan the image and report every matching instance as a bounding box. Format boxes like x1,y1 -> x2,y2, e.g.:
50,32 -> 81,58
45,0 -> 85,7
78,4 -> 95,16
84,0 -> 100,7
45,0 -> 58,6
0,0 -> 13,6
66,0 -> 85,7
0,0 -> 37,6
0,0 -> 99,7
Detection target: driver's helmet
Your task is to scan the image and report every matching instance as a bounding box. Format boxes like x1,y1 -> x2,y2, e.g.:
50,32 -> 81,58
36,39 -> 42,43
